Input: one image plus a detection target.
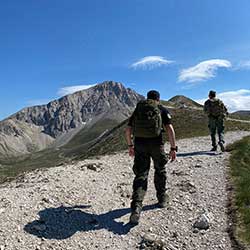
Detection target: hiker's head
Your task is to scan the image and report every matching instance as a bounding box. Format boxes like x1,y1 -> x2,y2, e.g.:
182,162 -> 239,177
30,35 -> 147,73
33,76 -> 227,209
209,90 -> 216,99
147,90 -> 160,103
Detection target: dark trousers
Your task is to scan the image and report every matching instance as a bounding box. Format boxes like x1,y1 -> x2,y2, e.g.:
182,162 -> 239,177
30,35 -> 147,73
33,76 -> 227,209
208,116 -> 225,147
131,143 -> 168,210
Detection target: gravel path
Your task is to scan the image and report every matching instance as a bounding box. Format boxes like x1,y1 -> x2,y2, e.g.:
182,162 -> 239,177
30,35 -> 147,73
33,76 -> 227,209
0,131 -> 249,250
227,118 -> 250,123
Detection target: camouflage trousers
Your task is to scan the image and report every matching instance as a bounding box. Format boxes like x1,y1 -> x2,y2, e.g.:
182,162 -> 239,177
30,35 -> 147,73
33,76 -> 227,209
131,143 -> 168,210
208,116 -> 225,147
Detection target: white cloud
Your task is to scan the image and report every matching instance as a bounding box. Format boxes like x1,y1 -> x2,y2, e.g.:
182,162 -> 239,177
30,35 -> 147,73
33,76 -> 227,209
27,99 -> 51,106
235,60 -> 250,70
196,89 -> 250,112
57,84 -> 95,96
179,59 -> 232,83
131,56 -> 174,70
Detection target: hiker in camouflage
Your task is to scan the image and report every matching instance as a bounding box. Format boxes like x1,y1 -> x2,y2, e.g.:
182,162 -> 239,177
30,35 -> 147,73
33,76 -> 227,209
125,90 -> 177,225
204,90 -> 228,152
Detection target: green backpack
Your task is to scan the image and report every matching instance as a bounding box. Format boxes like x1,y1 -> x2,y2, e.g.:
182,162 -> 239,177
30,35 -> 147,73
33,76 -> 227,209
206,98 -> 226,117
133,100 -> 162,138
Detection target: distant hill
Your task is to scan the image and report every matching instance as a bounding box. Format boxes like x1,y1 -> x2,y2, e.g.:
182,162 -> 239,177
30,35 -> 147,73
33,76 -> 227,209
168,95 -> 203,109
230,110 -> 250,121
232,110 -> 250,116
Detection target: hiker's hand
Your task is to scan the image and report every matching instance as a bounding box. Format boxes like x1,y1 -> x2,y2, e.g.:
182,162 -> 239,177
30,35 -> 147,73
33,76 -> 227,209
169,150 -> 176,161
129,146 -> 135,157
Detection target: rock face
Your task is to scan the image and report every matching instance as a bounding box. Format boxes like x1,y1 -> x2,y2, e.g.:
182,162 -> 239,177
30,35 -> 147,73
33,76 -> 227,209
0,81 -> 143,158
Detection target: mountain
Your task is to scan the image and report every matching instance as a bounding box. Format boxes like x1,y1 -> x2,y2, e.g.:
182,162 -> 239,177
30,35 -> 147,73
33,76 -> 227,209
230,110 -> 250,121
168,95 -> 203,109
0,81 -> 143,158
232,110 -> 250,116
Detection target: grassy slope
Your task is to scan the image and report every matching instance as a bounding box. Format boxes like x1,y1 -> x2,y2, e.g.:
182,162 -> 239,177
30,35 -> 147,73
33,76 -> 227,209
80,108 -> 250,159
228,136 -> 250,246
229,113 -> 250,121
0,118 -> 119,183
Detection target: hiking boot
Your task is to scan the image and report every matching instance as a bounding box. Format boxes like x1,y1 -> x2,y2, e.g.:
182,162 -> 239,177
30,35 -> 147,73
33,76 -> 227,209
210,146 -> 217,151
129,207 -> 141,225
158,194 -> 169,208
218,142 -> 225,152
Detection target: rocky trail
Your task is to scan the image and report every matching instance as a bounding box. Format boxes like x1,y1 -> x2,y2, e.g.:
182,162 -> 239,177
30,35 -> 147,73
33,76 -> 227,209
0,131 -> 250,250
227,118 -> 250,123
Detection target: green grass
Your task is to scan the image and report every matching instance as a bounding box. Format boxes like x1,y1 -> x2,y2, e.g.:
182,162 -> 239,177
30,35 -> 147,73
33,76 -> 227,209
0,148 -> 66,183
79,109 -> 250,160
225,119 -> 250,132
63,118 -> 119,150
171,109 -> 208,138
0,118 -> 120,183
228,136 -> 250,245
229,114 -> 250,121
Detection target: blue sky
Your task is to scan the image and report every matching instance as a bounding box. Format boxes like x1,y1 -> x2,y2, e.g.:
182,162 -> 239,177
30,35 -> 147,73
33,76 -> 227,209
1,0 -> 250,120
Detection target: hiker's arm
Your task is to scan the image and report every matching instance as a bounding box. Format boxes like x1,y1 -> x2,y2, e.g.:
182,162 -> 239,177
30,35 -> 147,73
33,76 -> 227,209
224,103 -> 229,116
165,124 -> 176,148
164,124 -> 177,161
125,126 -> 134,157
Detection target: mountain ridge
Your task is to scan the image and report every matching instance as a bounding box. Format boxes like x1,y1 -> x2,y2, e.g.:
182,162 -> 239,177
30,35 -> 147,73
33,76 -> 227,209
0,81 -> 143,158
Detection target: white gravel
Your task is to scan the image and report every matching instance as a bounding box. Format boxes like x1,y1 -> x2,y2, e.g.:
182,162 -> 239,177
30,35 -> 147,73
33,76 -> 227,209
0,131 -> 250,250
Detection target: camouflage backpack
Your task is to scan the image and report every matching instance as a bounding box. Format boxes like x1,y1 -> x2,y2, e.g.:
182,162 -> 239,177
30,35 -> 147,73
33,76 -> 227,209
133,99 -> 162,138
205,98 -> 226,117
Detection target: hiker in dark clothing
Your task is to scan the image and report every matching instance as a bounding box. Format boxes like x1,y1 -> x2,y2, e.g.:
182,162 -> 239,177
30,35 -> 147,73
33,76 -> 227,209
204,90 -> 228,152
125,90 -> 177,224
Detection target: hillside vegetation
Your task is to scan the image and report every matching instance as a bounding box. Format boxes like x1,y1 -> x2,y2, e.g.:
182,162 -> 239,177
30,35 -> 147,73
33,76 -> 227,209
228,136 -> 250,246
230,111 -> 250,121
81,108 -> 250,160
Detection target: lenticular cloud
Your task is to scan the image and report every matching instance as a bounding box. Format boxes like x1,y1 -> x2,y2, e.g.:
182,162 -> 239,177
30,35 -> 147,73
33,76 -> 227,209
179,59 -> 232,83
58,85 -> 95,96
131,56 -> 174,70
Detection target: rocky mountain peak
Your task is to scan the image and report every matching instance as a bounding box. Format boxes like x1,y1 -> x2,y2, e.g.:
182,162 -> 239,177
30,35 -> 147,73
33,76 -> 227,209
94,80 -> 124,90
89,81 -> 138,106
0,81 -> 143,157
12,81 -> 142,138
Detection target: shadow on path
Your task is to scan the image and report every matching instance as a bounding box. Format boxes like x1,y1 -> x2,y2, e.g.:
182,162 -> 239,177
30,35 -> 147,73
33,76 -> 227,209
24,204 -> 158,239
177,151 -> 221,157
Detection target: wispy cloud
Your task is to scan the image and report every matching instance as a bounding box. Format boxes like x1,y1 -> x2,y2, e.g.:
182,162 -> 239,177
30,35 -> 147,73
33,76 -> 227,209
27,99 -> 51,106
179,59 -> 232,83
131,56 -> 174,70
26,85 -> 96,107
234,60 -> 250,70
196,89 -> 250,112
57,84 -> 95,96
